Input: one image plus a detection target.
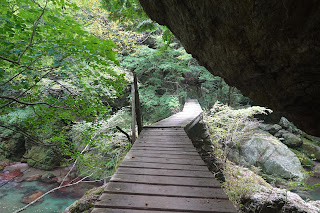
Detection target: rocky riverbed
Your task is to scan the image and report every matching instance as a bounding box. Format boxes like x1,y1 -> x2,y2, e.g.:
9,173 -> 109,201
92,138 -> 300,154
0,162 -> 101,213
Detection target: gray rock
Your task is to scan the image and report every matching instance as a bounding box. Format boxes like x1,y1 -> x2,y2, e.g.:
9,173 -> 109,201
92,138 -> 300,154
241,187 -> 320,213
267,124 -> 282,135
228,131 -> 304,179
279,117 -> 291,129
282,132 -> 303,147
274,129 -> 287,138
259,123 -> 269,131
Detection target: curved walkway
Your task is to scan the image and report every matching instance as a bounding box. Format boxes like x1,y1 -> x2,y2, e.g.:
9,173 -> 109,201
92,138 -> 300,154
92,100 -> 236,213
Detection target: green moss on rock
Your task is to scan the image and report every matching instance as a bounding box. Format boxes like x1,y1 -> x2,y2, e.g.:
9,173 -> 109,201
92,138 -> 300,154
290,149 -> 314,168
67,186 -> 104,213
301,138 -> 320,161
23,146 -> 61,170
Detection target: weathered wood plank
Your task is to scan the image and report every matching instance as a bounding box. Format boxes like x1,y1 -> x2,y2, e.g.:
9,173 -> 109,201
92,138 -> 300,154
104,182 -> 227,199
143,128 -> 185,132
119,161 -> 208,171
126,152 -> 203,160
134,143 -> 195,148
127,150 -> 200,156
130,146 -> 197,152
95,194 -> 236,213
92,208 -> 186,213
138,136 -> 189,139
110,173 -> 220,187
140,132 -> 187,136
135,140 -> 193,145
123,156 -> 206,165
116,167 -> 213,178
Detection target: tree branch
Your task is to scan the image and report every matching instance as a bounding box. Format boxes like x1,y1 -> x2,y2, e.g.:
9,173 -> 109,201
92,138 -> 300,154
17,1 -> 48,63
0,55 -> 20,65
14,174 -> 94,213
0,58 -> 40,88
59,144 -> 90,187
0,65 -> 61,109
116,126 -> 132,144
0,95 -> 55,106
0,124 -> 58,147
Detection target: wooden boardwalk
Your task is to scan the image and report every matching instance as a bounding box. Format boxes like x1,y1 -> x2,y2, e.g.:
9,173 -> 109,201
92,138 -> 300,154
92,100 -> 237,213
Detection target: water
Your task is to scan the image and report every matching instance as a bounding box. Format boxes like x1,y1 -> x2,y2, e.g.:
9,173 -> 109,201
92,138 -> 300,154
0,180 -> 97,213
307,176 -> 320,200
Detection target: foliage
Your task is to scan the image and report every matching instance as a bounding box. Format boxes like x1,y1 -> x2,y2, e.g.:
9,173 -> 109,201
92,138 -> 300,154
73,0 -> 144,54
222,161 -> 272,205
69,108 -> 132,179
0,0 -> 128,172
205,102 -> 271,161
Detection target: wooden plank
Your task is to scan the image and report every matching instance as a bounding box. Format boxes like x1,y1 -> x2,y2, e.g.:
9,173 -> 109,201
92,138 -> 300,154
127,149 -> 200,156
134,143 -> 195,148
127,152 -> 203,160
139,136 -> 189,139
119,161 -> 209,171
140,132 -> 187,135
104,182 -> 227,199
135,140 -> 193,145
116,167 -> 213,178
92,208 -> 186,213
95,194 -> 237,213
123,156 -> 205,165
131,146 -> 197,152
143,128 -> 185,132
110,174 -> 220,187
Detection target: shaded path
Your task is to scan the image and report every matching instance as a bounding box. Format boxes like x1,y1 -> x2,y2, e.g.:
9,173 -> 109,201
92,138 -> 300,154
92,100 -> 236,212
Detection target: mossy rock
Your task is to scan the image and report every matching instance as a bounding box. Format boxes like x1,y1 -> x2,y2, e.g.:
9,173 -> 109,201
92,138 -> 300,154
290,149 -> 314,168
23,146 -> 61,170
301,138 -> 320,161
68,186 -> 104,213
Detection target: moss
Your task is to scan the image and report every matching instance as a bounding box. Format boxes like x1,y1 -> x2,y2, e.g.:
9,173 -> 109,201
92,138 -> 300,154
68,186 -> 104,213
290,148 -> 314,168
23,146 -> 61,170
301,138 -> 320,161
222,161 -> 272,205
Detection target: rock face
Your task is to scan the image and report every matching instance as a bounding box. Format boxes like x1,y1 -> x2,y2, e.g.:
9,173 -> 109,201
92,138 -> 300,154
139,0 -> 320,136
228,131 -> 304,179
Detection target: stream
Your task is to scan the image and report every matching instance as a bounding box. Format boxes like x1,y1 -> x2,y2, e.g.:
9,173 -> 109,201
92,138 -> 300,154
0,179 -> 100,213
0,163 -> 101,213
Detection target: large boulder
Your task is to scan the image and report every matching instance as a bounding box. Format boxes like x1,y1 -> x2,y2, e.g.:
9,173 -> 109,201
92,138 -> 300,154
139,0 -> 320,137
23,146 -> 61,170
228,131 -> 304,179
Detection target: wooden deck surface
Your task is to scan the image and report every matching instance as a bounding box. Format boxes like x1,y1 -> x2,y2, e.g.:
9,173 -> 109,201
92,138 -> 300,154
92,100 -> 237,213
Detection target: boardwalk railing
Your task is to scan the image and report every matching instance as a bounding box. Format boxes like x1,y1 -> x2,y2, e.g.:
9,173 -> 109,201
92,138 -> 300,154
92,99 -> 236,213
